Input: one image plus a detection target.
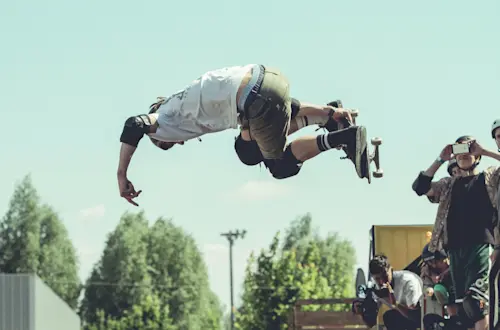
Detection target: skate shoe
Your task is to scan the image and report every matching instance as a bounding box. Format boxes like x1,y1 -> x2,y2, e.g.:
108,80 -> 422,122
344,126 -> 367,179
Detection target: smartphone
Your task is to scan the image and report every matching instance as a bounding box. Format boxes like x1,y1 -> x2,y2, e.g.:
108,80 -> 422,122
452,143 -> 470,155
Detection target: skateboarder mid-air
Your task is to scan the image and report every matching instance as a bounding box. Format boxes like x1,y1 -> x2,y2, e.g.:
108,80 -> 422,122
117,64 -> 367,206
412,135 -> 500,330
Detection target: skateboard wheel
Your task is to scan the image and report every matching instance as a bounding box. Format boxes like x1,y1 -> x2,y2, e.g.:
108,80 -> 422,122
371,137 -> 382,146
373,169 -> 383,178
350,109 -> 359,117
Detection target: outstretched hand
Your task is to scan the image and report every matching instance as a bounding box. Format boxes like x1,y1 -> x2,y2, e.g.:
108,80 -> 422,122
118,176 -> 142,206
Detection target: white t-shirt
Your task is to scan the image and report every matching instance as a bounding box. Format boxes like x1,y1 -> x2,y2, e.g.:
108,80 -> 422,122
149,64 -> 257,142
375,270 -> 423,307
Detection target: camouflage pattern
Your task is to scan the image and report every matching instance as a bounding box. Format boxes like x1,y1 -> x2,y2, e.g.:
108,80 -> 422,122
427,166 -> 500,253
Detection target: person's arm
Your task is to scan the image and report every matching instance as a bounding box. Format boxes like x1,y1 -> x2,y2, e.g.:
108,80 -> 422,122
118,113 -> 159,175
413,145 -> 453,198
296,102 -> 332,117
413,158 -> 446,198
482,148 -> 500,162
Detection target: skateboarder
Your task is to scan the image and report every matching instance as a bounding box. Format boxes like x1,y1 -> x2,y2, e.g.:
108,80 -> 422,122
234,99 -> 360,179
117,64 -> 366,205
412,135 -> 500,330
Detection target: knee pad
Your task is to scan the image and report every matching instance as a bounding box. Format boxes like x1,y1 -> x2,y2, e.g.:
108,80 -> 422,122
265,145 -> 303,179
462,283 -> 489,323
234,135 -> 263,166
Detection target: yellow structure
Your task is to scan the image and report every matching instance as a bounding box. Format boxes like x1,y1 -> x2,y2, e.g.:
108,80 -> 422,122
370,225 -> 433,270
370,225 -> 433,329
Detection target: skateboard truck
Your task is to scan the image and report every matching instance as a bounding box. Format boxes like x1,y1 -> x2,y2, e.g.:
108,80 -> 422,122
369,137 -> 383,179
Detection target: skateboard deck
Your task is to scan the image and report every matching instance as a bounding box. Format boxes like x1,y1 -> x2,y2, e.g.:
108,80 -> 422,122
490,255 -> 500,330
326,100 -> 383,182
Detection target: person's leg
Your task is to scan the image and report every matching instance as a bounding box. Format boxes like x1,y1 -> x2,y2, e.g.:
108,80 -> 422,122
383,309 -> 420,330
442,273 -> 458,316
449,248 -> 466,308
246,67 -> 366,177
246,66 -> 291,160
462,244 -> 490,330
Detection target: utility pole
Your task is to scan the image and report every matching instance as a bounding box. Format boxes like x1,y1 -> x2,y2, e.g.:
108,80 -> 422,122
220,229 -> 247,330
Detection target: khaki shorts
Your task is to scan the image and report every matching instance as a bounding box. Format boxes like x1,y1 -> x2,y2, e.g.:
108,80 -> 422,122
245,67 -> 292,160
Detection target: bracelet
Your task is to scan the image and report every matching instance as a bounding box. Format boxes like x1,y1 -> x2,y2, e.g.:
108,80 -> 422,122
436,157 -> 445,164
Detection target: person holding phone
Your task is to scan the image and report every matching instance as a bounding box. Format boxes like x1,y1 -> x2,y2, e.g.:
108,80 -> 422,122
412,135 -> 500,330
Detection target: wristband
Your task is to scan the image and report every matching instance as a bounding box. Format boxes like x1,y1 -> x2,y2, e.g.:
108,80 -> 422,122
436,157 -> 445,164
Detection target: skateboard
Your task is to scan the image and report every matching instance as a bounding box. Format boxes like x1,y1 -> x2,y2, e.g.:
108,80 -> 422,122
490,256 -> 500,330
364,136 -> 384,184
327,100 -> 383,183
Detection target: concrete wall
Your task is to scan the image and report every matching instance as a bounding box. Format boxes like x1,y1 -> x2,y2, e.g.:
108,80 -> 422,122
33,276 -> 80,330
0,274 -> 35,330
0,274 -> 80,330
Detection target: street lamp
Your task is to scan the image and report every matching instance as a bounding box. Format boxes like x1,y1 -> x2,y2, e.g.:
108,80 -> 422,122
220,229 -> 247,330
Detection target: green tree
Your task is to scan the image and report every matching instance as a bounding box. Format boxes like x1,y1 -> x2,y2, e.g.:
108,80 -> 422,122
235,214 -> 356,330
0,175 -> 81,309
86,294 -> 175,330
0,175 -> 41,273
81,213 -> 223,330
282,213 -> 357,298
146,218 -> 222,330
80,211 -> 152,325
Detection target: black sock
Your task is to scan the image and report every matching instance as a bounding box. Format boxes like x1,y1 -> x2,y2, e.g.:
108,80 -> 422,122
316,126 -> 355,152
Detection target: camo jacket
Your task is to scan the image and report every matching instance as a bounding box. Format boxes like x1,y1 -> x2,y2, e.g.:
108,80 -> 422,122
426,166 -> 500,253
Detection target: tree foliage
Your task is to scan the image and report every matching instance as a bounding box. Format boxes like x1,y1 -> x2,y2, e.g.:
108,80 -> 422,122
235,213 -> 356,330
282,213 -> 357,298
0,175 -> 81,309
80,212 -> 223,330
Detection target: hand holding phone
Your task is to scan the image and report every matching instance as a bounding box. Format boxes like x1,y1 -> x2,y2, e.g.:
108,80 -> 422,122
452,143 -> 470,155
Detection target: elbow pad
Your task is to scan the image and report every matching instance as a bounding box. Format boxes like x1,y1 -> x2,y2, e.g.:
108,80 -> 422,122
291,98 -> 301,119
119,115 -> 151,147
412,171 -> 433,196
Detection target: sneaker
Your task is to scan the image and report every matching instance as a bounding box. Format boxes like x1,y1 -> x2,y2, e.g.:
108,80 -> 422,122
322,99 -> 346,132
345,126 -> 367,178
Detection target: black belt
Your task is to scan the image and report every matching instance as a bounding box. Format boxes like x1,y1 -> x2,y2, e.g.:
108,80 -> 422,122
238,65 -> 265,120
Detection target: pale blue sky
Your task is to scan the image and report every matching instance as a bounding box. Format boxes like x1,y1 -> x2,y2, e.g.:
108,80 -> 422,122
1,0 -> 499,312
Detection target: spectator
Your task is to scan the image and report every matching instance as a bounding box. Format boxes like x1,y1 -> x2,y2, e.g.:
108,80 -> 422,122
369,254 -> 423,330
491,119 -> 500,151
412,135 -> 500,330
420,243 -> 456,316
